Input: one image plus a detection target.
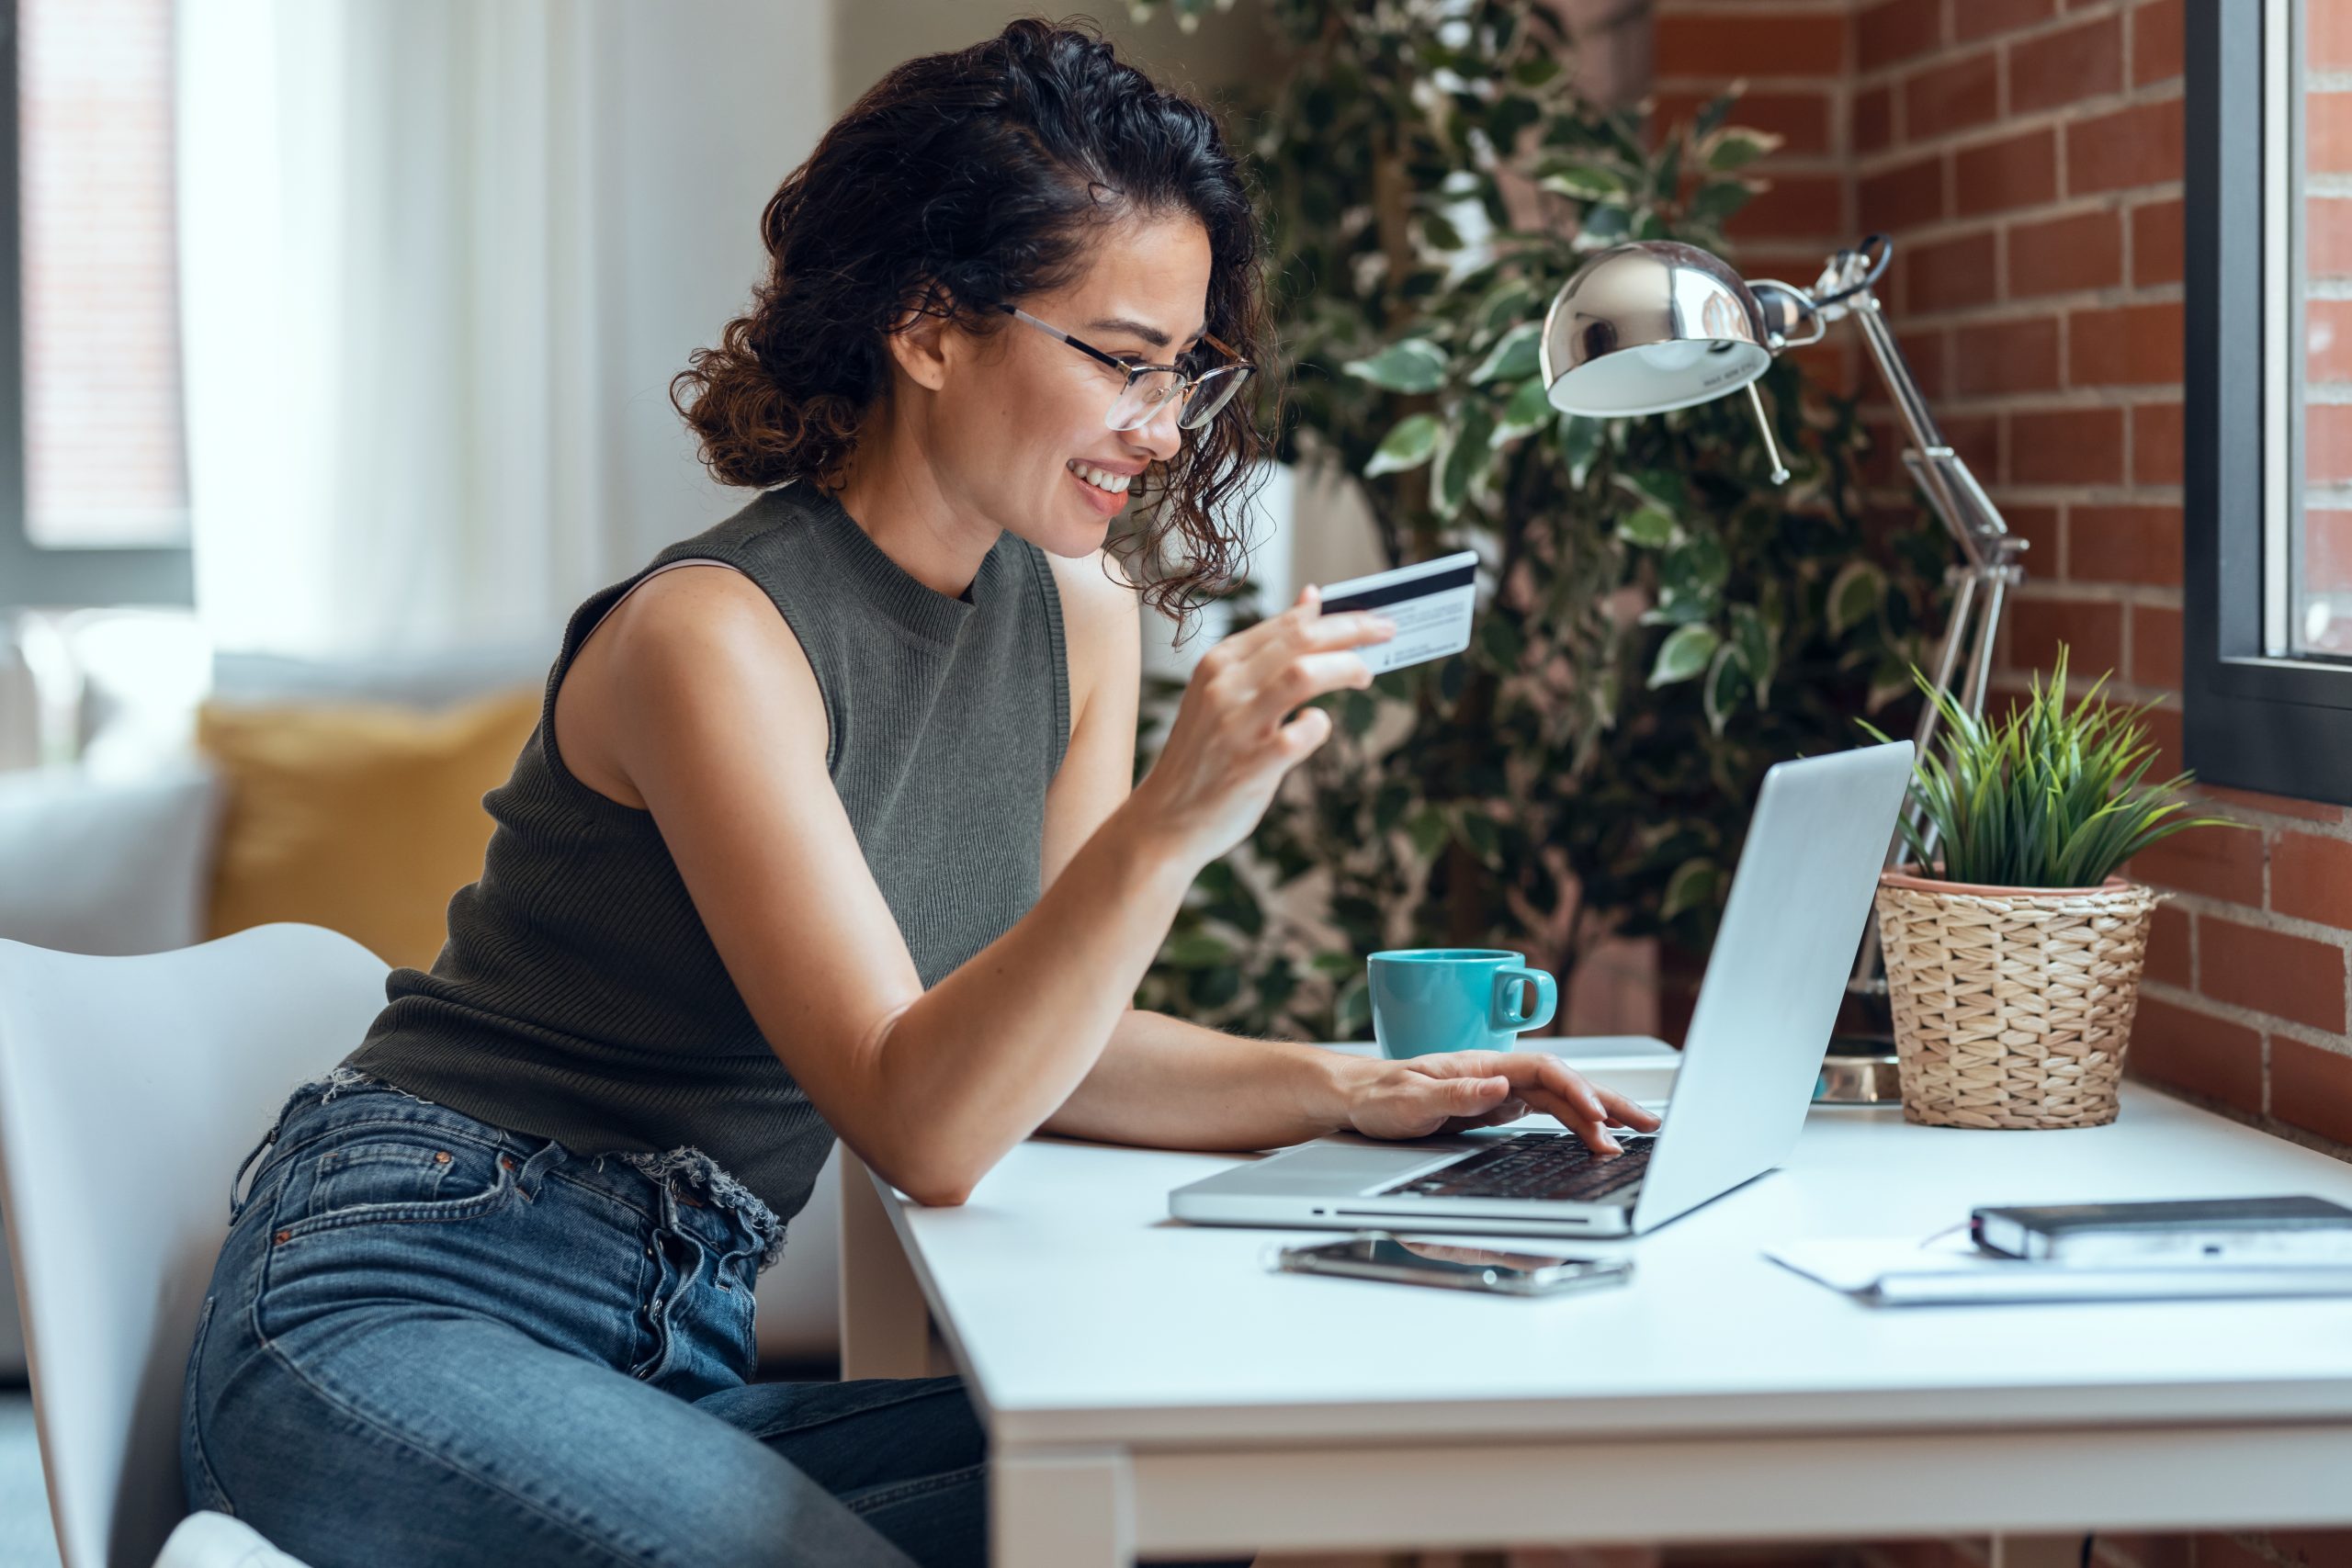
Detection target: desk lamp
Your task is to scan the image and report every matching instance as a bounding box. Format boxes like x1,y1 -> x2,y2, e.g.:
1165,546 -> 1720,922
1536,237 -> 2027,1078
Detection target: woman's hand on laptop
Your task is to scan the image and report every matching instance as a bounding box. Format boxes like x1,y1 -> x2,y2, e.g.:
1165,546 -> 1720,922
1340,1051 -> 1661,1155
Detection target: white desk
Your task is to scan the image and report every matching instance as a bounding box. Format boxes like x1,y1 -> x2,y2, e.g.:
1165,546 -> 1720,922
836,1045 -> 2352,1565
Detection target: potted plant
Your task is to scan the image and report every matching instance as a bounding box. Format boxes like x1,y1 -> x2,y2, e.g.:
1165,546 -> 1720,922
1871,650 -> 2236,1129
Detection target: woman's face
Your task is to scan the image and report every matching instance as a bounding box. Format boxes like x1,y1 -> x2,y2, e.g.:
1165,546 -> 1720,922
926,212 -> 1213,558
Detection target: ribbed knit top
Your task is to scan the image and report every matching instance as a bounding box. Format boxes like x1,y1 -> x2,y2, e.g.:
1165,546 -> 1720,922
342,482 -> 1069,1230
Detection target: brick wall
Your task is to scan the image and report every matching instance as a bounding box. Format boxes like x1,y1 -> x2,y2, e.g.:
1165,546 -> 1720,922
1651,4 -> 2351,1568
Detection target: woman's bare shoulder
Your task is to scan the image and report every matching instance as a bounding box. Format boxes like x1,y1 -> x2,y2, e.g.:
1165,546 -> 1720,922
556,563 -> 820,809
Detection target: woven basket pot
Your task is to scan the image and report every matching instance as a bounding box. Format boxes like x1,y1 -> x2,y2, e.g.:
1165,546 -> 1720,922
1874,868 -> 2163,1130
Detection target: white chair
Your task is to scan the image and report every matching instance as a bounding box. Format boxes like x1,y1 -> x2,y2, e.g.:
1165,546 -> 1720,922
0,924 -> 386,1568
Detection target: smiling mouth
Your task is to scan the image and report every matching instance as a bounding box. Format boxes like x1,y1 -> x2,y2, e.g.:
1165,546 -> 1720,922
1068,460 -> 1135,495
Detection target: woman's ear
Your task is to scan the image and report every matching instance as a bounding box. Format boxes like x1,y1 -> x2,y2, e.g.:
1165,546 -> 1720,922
884,288 -> 956,392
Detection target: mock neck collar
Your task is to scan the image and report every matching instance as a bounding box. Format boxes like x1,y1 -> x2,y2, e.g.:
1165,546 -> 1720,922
791,483 -> 991,648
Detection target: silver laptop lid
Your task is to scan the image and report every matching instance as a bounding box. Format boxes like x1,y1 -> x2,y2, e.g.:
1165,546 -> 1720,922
1628,740 -> 1913,1232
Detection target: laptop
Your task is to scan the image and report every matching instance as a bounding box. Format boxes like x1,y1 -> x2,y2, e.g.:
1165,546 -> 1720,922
1168,740 -> 1915,1239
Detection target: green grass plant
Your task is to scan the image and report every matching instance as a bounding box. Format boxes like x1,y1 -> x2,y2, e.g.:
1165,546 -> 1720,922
1871,648 -> 2239,889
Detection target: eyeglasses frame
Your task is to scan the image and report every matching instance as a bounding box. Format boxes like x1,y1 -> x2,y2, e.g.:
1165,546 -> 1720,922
1000,304 -> 1251,432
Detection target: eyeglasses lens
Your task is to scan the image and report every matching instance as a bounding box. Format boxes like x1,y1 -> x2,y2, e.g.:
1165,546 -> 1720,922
1104,366 -> 1250,434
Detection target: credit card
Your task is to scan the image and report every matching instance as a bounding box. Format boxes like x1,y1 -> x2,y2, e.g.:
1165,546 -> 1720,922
1318,549 -> 1477,674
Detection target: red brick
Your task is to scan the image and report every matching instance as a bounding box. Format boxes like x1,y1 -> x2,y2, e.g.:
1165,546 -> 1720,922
1656,90 -> 1834,156
2007,593 -> 2123,677
2009,209 -> 2125,297
1956,128 -> 2058,217
1657,13 -> 1849,79
1945,412 -> 2002,481
2319,6 -> 2352,72
1854,84 -> 1894,154
2129,996 -> 2264,1115
2132,818 -> 2266,905
2200,916 -> 2348,1032
2132,197 -> 2184,286
2132,0 -> 2185,88
1728,173 -> 1846,239
2272,830 -> 2352,929
1858,152 -> 1947,233
2310,405 -> 2352,485
2313,94 -> 2352,175
1899,325 -> 1951,400
2007,502 -> 2064,577
1905,51 -> 1999,141
1855,0 -> 1942,73
2132,400 -> 2183,484
1955,0 -> 2055,43
2012,406 -> 2126,484
1908,229 -> 1997,312
1955,314 -> 2062,394
2071,503 -> 2182,586
2095,1532 -> 2199,1568
2011,16 -> 2124,116
2143,701 -> 2185,775
2308,512 -> 2352,592
2310,301 -> 2352,382
2273,1041 -> 2352,1146
2146,901 -> 2192,986
2199,784 -> 2348,825
2069,96 -> 2186,194
2069,301 -> 2187,386
2268,1529 -> 2352,1568
2132,602 -> 2183,688
2312,196 -> 2352,279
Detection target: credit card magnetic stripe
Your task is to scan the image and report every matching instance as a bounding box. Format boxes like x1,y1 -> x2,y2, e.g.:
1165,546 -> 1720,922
1320,561 -> 1477,615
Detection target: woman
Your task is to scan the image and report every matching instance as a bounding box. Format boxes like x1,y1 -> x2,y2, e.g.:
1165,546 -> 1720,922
180,19 -> 1654,1568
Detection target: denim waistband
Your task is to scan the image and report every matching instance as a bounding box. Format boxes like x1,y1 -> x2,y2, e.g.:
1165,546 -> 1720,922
233,1066 -> 790,1272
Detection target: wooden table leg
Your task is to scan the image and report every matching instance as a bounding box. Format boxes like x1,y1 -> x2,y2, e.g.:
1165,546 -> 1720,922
993,1447 -> 1135,1567
835,1145 -> 932,1380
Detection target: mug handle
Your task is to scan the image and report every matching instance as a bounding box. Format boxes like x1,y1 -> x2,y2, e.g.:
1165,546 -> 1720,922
1490,967 -> 1558,1034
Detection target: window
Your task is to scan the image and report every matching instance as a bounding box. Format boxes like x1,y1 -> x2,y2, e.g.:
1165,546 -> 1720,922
0,0 -> 191,608
2186,0 -> 2352,803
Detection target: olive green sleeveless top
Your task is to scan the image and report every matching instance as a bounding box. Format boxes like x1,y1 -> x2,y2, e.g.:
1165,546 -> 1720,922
343,482 -> 1069,1230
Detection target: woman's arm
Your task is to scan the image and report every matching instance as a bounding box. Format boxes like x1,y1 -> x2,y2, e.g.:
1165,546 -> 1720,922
605,562 -> 1386,1206
1035,556 -> 1658,1156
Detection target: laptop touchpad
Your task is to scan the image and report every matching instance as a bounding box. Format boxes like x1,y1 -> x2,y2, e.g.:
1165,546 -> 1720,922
1217,1141 -> 1466,1196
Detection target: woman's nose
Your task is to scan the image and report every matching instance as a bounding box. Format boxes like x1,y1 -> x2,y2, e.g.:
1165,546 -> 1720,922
1128,393 -> 1184,461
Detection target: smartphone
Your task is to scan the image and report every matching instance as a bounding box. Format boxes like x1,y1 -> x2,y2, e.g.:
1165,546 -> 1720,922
1272,1233 -> 1633,1297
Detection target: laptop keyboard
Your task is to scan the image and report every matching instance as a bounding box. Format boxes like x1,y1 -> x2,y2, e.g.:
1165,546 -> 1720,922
1381,1132 -> 1656,1203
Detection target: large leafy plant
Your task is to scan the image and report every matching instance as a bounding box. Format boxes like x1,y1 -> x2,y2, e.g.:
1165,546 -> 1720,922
1132,0 -> 1943,1038
1882,649 -> 2237,889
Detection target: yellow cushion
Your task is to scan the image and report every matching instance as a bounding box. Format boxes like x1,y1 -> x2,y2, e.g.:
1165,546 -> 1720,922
197,686 -> 542,971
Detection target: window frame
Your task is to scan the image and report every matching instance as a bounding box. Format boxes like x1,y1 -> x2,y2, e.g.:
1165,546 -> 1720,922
0,0 -> 192,611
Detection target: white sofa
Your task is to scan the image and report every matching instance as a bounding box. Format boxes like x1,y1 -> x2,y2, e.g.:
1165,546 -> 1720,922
0,616 -> 843,1376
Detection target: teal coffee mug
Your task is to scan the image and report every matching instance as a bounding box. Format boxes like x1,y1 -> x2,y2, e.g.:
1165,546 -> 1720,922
1367,948 -> 1559,1059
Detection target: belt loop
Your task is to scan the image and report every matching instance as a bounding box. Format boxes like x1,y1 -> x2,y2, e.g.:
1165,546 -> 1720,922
227,1124 -> 277,1224
515,1138 -> 564,1201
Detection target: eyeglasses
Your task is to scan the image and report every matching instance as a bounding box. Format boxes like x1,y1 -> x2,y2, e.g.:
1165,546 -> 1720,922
1001,305 -> 1253,434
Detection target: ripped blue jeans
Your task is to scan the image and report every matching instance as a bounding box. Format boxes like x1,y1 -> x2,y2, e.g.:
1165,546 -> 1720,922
178,1070 -> 978,1567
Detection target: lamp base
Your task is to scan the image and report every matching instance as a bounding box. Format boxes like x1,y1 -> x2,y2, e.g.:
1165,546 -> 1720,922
1814,1032 -> 1902,1105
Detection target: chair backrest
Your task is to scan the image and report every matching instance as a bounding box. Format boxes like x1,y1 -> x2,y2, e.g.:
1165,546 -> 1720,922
0,924 -> 389,1568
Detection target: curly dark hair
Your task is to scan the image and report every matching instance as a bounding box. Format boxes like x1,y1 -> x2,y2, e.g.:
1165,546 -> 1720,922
671,17 -> 1272,620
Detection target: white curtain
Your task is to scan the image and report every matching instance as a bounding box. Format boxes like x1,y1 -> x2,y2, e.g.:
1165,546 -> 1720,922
175,0 -> 832,659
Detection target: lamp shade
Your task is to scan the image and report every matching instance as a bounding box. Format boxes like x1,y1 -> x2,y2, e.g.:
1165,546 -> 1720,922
1539,241 -> 1773,416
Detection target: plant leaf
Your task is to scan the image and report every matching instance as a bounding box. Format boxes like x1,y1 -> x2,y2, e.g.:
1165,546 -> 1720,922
1702,128 -> 1783,171
1434,401 -> 1497,516
1648,623 -> 1719,687
1365,412 -> 1443,476
1470,321 -> 1543,384
1617,504 -> 1676,548
1343,339 -> 1449,393
1702,641 -> 1751,737
1660,857 -> 1716,920
1492,377 -> 1555,443
1826,560 -> 1887,637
